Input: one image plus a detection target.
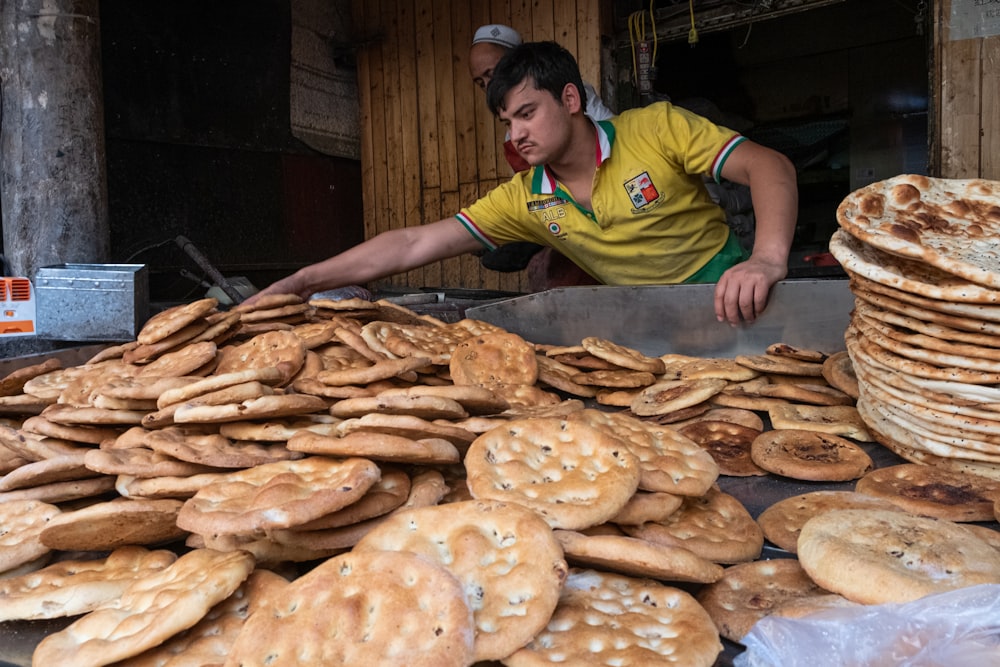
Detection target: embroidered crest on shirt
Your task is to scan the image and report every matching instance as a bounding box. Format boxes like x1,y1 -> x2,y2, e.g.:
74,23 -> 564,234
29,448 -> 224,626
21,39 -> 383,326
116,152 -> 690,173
624,172 -> 660,210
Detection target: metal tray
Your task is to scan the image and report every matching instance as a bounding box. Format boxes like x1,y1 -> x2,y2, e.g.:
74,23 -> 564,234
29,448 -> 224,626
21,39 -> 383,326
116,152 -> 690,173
465,279 -> 854,357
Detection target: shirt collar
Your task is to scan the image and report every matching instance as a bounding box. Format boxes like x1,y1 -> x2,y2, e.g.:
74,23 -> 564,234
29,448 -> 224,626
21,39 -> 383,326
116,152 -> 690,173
530,117 -> 616,195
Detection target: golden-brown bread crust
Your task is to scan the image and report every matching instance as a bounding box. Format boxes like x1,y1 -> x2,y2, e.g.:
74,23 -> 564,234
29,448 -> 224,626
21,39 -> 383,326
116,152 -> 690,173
355,500 -> 567,662
837,175 -> 1000,289
504,568 -> 722,667
797,508 -> 1000,605
223,550 -> 475,667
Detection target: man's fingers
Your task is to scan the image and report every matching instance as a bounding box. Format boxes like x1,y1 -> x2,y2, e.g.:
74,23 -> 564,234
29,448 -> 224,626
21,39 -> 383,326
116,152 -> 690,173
738,283 -> 769,324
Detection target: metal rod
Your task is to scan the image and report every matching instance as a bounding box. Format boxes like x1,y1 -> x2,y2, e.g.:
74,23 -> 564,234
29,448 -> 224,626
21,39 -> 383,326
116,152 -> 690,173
174,235 -> 245,305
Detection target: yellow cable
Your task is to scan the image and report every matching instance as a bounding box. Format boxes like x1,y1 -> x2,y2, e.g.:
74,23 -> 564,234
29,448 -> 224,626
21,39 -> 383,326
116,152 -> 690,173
629,11 -> 645,85
688,0 -> 699,46
650,0 -> 658,65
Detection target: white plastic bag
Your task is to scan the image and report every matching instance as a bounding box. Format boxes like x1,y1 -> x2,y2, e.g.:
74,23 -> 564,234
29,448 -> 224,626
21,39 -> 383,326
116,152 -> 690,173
734,584 -> 1000,667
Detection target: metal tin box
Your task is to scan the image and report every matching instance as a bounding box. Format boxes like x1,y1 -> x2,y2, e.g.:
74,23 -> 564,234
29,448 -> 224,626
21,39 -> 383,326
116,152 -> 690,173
34,264 -> 149,341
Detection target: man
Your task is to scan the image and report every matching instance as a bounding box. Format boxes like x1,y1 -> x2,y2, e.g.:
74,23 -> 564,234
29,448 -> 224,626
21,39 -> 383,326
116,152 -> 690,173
250,41 -> 797,326
470,24 -> 611,281
469,24 -> 614,173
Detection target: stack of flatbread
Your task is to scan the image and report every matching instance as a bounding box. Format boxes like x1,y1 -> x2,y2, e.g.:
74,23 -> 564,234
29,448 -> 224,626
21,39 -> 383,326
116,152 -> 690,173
829,174 -> 1000,479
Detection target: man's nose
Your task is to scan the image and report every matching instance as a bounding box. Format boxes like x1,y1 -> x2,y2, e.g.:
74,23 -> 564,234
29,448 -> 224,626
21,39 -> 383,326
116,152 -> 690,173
508,120 -> 526,141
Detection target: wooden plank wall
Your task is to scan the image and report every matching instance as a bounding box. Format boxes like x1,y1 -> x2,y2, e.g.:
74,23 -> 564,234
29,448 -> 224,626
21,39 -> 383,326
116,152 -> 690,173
934,0 -> 1000,179
351,0 -> 605,293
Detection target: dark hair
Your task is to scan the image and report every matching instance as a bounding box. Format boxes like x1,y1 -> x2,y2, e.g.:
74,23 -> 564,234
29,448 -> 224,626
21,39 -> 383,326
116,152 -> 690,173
486,41 -> 587,115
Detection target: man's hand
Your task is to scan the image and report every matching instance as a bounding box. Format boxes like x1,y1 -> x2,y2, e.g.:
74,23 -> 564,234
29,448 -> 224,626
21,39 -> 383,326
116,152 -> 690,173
713,257 -> 787,326
242,273 -> 311,307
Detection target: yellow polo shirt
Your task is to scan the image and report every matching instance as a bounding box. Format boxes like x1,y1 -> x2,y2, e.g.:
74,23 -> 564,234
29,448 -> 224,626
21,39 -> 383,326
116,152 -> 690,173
456,101 -> 745,284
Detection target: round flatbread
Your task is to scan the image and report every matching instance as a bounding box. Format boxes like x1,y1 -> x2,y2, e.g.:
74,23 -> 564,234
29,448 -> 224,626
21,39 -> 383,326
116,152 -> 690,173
553,529 -> 723,584
0,546 -> 178,622
696,557 -> 829,642
0,499 -> 61,574
32,548 -> 255,667
214,330 -> 308,384
854,462 -> 1000,522
669,407 -> 765,432
767,403 -> 873,441
581,336 -> 665,373
566,409 -> 719,496
288,431 -> 460,465
855,311 -> 1000,372
329,394 -> 468,420
678,420 -> 767,477
449,331 -> 538,386
374,384 -> 510,415
118,569 -> 288,667
534,354 -> 599,398
836,175 -> 1000,289
38,498 -> 185,551
292,467 -> 411,530
629,378 -> 727,416
797,508 -> 1000,604
765,342 -> 828,363
658,354 -> 760,381
830,227 -> 1000,303
821,350 -> 860,399
853,270 -> 1000,323
172,393 -> 328,425
465,417 -> 640,530
750,429 -> 874,481
0,358 -> 62,397
336,413 -> 477,447
609,490 -> 684,525
224,550 -> 475,667
503,568 -> 722,667
854,297 -> 1000,348
137,298 -> 219,346
354,500 -> 567,662
176,456 -> 381,535
756,490 -> 906,553
734,353 -> 825,377
621,487 -> 764,564
0,452 -> 102,492
156,367 -> 284,409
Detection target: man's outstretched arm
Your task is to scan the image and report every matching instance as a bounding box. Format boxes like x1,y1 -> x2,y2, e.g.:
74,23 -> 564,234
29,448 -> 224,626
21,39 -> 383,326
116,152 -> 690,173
247,218 -> 485,303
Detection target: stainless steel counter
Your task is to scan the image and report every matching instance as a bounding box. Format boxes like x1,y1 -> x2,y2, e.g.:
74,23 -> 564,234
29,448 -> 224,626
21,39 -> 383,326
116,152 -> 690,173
465,279 -> 855,357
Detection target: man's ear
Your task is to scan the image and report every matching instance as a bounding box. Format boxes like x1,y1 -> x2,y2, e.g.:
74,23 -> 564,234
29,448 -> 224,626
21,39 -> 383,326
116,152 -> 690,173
561,83 -> 583,114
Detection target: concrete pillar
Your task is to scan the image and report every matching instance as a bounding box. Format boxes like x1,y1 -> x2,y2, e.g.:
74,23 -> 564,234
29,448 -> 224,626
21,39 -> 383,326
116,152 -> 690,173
0,0 -> 109,280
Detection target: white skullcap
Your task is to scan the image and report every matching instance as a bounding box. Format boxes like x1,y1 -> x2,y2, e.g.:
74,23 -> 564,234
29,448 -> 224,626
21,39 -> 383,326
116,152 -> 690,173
472,24 -> 522,49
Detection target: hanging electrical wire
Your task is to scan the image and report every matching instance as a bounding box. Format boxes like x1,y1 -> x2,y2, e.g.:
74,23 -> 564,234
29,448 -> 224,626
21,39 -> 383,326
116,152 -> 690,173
628,2 -> 659,89
688,0 -> 699,46
650,0 -> 659,64
738,0 -> 762,48
628,10 -> 644,86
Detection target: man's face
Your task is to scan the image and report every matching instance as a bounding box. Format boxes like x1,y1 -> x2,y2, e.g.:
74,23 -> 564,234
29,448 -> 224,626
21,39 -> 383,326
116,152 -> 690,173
468,42 -> 508,91
497,78 -> 574,166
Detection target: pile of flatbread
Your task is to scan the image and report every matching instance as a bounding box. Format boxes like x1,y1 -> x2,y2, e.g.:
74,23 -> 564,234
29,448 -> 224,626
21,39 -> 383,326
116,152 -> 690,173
0,289 -> 998,665
830,174 -> 1000,480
